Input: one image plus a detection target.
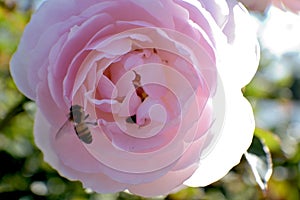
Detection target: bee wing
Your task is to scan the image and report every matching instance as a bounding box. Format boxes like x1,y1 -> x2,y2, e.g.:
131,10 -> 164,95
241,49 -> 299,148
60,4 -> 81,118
55,120 -> 73,141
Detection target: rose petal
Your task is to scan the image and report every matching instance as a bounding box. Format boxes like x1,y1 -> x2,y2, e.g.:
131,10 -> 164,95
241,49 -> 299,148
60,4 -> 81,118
128,164 -> 198,197
34,109 -> 128,192
184,80 -> 255,186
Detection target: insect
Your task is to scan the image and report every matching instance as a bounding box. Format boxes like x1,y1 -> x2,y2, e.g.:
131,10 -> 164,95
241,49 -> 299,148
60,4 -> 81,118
56,105 -> 97,144
126,114 -> 137,124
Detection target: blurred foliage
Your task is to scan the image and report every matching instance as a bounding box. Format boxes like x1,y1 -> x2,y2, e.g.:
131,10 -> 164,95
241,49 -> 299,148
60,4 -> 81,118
0,1 -> 300,200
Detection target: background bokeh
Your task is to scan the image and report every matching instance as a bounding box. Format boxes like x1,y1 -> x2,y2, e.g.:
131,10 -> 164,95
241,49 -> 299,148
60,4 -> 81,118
0,0 -> 300,199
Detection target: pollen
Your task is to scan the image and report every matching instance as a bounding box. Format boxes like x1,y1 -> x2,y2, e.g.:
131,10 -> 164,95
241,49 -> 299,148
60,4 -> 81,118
132,71 -> 148,102
135,87 -> 148,102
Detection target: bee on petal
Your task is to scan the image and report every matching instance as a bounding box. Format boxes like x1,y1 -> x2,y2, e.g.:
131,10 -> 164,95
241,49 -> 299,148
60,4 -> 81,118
56,105 -> 97,144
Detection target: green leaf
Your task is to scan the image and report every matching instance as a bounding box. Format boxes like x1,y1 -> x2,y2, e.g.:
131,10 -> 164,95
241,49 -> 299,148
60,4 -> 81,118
254,127 -> 281,153
245,136 -> 273,192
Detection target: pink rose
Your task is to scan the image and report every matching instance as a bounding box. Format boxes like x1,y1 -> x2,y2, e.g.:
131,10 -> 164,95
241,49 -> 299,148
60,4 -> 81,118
273,0 -> 300,13
238,0 -> 271,13
240,0 -> 300,13
10,0 -> 259,197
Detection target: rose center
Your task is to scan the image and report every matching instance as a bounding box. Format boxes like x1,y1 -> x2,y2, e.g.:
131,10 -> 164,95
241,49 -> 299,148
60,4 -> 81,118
100,49 -> 163,128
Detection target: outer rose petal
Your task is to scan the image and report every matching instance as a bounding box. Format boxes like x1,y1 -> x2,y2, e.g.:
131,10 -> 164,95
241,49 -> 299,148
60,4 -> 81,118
178,0 -> 260,88
128,164 -> 198,197
220,1 -> 260,87
10,0 -> 98,99
184,75 -> 255,186
239,0 -> 271,13
34,109 -> 127,192
240,0 -> 300,13
183,2 -> 258,186
198,0 -> 230,28
273,0 -> 300,13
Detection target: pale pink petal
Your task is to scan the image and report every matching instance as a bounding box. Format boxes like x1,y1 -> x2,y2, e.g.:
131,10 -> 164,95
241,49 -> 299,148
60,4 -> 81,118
279,0 -> 300,13
36,81 -> 67,127
221,1 -> 260,87
198,0 -> 230,28
239,0 -> 271,12
184,83 -> 255,186
128,164 -> 198,197
34,109 -> 127,192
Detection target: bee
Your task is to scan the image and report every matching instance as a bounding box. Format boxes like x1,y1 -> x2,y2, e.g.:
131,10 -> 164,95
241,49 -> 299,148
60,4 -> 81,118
126,114 -> 137,124
56,105 -> 97,144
